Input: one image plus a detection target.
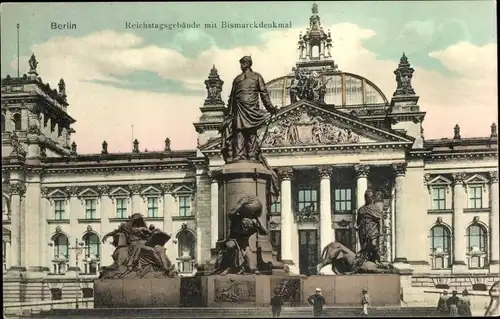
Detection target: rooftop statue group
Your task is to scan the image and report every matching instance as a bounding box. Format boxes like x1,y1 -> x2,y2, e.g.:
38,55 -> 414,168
99,213 -> 178,279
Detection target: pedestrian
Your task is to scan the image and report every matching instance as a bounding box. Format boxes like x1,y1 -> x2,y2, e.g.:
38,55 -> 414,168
361,289 -> 371,316
308,288 -> 326,317
270,290 -> 283,318
437,290 -> 449,314
459,289 -> 472,317
446,290 -> 460,317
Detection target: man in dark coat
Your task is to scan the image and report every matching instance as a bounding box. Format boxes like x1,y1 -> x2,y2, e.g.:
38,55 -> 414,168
447,290 -> 460,316
308,288 -> 326,317
270,290 -> 283,318
221,56 -> 277,162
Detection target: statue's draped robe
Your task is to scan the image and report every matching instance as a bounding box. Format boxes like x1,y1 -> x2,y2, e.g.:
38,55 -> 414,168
220,70 -> 275,162
228,70 -> 274,131
357,204 -> 384,259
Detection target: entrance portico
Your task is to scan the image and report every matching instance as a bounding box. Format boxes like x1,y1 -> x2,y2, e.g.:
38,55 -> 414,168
269,162 -> 407,275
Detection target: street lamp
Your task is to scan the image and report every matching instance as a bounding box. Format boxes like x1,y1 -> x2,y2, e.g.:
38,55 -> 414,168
68,239 -> 88,309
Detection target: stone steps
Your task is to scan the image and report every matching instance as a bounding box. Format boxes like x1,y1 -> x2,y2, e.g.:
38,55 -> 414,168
35,307 -> 441,318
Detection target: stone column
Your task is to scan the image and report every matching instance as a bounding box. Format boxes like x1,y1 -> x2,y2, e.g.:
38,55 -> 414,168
489,171 -> 499,272
393,163 -> 408,263
210,175 -> 219,249
7,182 -> 25,272
318,166 -> 334,250
160,183 -> 175,264
24,176 -> 43,272
278,167 -> 294,265
452,172 -> 467,272
354,165 -> 370,252
98,187 -> 113,267
130,184 -> 142,214
66,186 -> 81,270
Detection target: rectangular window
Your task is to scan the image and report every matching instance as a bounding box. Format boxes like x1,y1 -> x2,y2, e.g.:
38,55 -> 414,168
85,199 -> 97,219
333,188 -> 352,213
147,197 -> 159,218
431,187 -> 446,210
54,200 -> 65,220
298,188 -> 317,212
179,196 -> 191,217
271,195 -> 281,215
115,198 -> 127,219
468,186 -> 483,209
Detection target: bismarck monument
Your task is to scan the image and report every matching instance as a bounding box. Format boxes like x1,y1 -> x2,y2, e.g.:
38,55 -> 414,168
205,55 -> 286,276
190,56 -> 301,307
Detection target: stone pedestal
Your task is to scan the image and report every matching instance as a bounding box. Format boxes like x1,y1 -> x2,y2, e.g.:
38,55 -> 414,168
210,161 -> 285,274
94,278 -> 181,308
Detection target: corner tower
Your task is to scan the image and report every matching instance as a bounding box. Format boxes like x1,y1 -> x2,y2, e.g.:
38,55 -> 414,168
1,54 -> 76,162
193,65 -> 225,148
388,53 -> 426,148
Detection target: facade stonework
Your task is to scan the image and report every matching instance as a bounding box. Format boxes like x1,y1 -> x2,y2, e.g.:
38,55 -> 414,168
2,5 -> 499,303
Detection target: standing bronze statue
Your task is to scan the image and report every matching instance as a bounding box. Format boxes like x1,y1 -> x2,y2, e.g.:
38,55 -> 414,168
220,56 -> 278,162
355,189 -> 384,264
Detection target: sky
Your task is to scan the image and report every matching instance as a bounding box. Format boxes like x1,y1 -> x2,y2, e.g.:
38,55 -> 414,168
1,1 -> 497,154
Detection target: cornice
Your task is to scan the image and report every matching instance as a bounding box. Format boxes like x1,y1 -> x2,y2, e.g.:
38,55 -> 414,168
203,142 -> 412,157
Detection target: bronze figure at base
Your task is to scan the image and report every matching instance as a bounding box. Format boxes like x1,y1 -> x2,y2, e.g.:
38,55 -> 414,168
210,195 -> 268,276
316,189 -> 395,275
99,213 -> 178,279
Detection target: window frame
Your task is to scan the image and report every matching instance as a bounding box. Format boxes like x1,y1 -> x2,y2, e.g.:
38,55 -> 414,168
297,188 -> 318,212
54,199 -> 66,220
84,198 -> 98,220
146,196 -> 159,218
466,223 -> 488,269
431,187 -> 447,210
115,197 -> 128,219
333,188 -> 353,214
178,195 -> 191,217
468,185 -> 483,209
428,225 -> 451,269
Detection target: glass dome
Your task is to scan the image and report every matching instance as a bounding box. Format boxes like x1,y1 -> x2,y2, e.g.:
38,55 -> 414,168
266,72 -> 389,108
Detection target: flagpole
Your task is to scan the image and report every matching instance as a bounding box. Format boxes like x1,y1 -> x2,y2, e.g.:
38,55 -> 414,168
17,23 -> 20,78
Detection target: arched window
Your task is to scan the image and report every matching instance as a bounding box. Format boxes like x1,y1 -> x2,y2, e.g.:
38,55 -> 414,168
52,234 -> 69,274
466,224 -> 488,269
176,228 -> 196,273
429,225 -> 451,269
1,114 -> 5,133
83,233 -> 100,274
12,113 -> 21,131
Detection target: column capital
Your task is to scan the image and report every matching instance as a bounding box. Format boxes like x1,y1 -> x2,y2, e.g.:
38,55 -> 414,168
65,186 -> 80,197
392,163 -> 407,176
452,172 -> 467,186
489,171 -> 499,184
354,164 -> 370,178
318,166 -> 333,179
8,182 -> 26,196
277,167 -> 294,181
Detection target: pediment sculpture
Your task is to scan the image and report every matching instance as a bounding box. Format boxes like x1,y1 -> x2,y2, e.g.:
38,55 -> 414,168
261,109 -> 361,147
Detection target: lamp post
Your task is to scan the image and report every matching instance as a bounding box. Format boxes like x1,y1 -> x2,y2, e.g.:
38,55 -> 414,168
68,239 -> 87,309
